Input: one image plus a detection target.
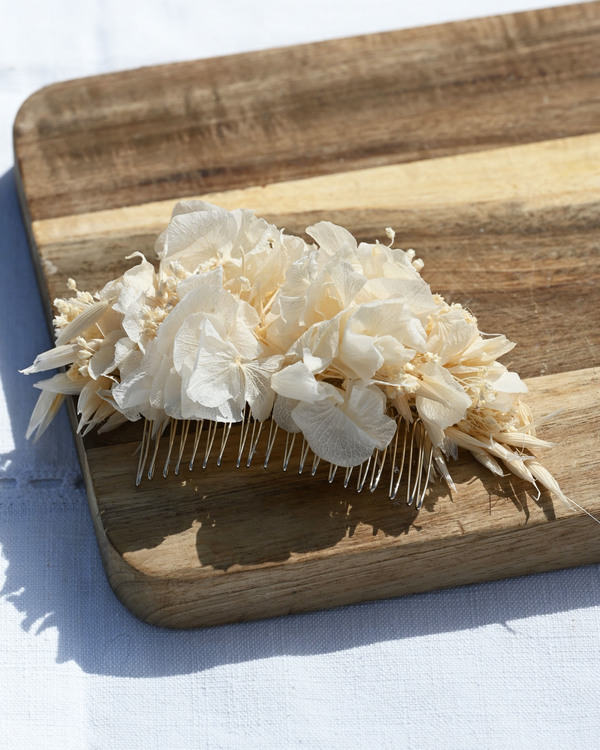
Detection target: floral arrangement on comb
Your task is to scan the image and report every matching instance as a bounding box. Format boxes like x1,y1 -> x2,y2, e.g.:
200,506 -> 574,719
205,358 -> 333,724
23,200 -> 576,511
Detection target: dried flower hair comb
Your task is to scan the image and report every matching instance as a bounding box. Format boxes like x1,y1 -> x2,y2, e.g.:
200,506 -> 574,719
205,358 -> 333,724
22,201 -> 596,520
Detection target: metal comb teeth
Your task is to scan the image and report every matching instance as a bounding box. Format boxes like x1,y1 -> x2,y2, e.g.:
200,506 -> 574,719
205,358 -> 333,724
135,413 -> 438,506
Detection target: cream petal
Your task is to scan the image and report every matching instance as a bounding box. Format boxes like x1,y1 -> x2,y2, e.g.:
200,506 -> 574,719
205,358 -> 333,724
444,427 -> 490,453
527,461 -> 571,508
114,337 -> 136,366
375,335 -> 414,368
306,221 -> 357,256
357,243 -> 420,281
112,255 -> 156,314
292,384 -> 396,467
289,316 -> 341,363
359,277 -> 435,317
415,361 -> 471,429
25,390 -> 65,441
120,293 -> 147,344
148,355 -> 173,410
97,410 -> 130,434
21,343 -> 79,374
339,328 -> 383,381
33,372 -> 83,396
170,199 -> 219,219
329,261 -> 366,307
77,377 -> 114,433
163,368 -> 183,420
493,431 -> 554,450
87,330 -> 121,379
231,208 -> 271,249
427,307 -> 479,365
352,299 -> 427,351
180,362 -> 243,422
242,355 -> 284,421
461,334 -> 515,365
55,299 -> 109,346
162,207 -> 237,261
270,361 -> 323,403
431,447 -> 456,489
176,266 -> 224,297
421,418 -> 446,450
229,321 -> 262,363
490,369 -> 528,394
277,294 -> 306,326
185,328 -> 243,409
291,398 -> 373,466
470,447 -> 505,476
116,344 -> 144,380
156,285 -> 237,356
341,383 -> 397,448
172,312 -> 203,373
338,299 -> 425,379
112,359 -> 155,417
302,279 -> 337,325
272,394 -> 301,433
488,368 -> 528,412
303,350 -> 328,374
279,252 -> 319,297
388,389 -> 413,424
80,400 -> 116,436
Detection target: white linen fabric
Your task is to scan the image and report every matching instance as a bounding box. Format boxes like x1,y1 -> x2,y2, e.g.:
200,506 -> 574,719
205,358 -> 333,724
1,2 -> 597,749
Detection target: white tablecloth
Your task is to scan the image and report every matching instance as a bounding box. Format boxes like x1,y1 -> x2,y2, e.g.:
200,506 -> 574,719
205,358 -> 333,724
1,2 -> 598,748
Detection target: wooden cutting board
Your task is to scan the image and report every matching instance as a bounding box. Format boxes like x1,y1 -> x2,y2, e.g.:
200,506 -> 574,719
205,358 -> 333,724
14,2 -> 600,628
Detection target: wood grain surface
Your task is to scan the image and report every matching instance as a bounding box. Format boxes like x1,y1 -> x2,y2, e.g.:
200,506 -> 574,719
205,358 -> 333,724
14,2 -> 600,627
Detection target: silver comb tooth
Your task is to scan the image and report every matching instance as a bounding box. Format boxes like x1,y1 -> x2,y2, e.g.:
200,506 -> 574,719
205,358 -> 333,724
157,411 -> 423,505
356,455 -> 372,493
356,461 -> 364,492
163,418 -> 177,477
189,419 -> 204,471
136,418 -> 151,486
203,419 -> 218,468
310,453 -> 320,476
246,418 -> 257,466
246,420 -> 264,467
368,449 -> 379,492
217,421 -> 233,466
370,445 -> 388,493
298,438 -> 310,474
174,420 -> 190,475
282,431 -> 296,471
148,420 -> 167,480
405,423 -> 416,505
416,443 -> 434,510
388,419 -> 400,499
263,420 -> 278,469
410,424 -> 426,506
390,420 -> 409,501
237,408 -> 251,468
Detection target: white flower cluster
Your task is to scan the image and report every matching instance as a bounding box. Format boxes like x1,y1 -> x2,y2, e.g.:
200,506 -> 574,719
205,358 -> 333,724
23,201 -> 567,502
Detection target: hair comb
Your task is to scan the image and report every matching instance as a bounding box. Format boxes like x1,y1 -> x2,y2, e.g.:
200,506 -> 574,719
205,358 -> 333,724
22,200 -> 593,519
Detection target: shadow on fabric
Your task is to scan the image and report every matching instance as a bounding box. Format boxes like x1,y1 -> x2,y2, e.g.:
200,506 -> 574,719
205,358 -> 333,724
0,169 -> 80,483
1,167 -> 599,678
